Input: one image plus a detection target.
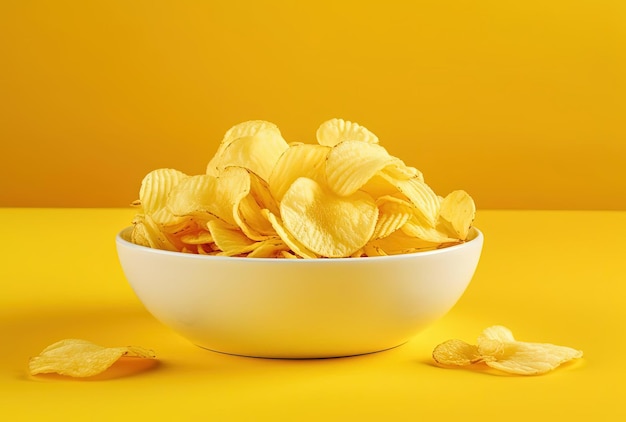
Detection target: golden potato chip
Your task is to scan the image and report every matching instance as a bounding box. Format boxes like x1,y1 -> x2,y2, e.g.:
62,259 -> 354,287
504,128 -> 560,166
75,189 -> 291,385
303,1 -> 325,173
138,168 -> 189,214
207,219 -> 259,256
207,129 -> 289,181
432,339 -> 482,366
439,190 -> 476,241
365,228 -> 440,255
207,120 -> 283,176
168,167 -> 249,227
381,175 -> 440,227
180,230 -> 214,245
477,325 -> 584,375
325,141 -> 405,197
316,118 -> 379,147
372,196 -> 413,240
29,339 -> 155,378
262,209 -> 318,259
245,238 -> 290,258
268,143 -> 330,202
235,170 -> 280,240
280,177 -> 378,257
401,216 -> 458,244
432,326 -> 583,375
131,214 -> 180,252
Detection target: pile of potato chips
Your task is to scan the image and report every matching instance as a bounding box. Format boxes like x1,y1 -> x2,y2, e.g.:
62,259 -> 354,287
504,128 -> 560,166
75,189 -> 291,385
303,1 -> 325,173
130,119 -> 476,258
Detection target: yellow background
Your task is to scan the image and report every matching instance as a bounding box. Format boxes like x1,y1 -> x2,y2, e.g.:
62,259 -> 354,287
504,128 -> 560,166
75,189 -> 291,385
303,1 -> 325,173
1,0 -> 625,209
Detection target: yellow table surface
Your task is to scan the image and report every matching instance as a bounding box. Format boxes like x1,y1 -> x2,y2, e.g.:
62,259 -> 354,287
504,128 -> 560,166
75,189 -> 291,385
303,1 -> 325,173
1,208 -> 624,420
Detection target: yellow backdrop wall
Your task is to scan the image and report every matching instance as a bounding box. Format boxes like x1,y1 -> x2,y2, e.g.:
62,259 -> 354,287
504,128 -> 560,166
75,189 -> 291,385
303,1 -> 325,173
1,0 -> 624,209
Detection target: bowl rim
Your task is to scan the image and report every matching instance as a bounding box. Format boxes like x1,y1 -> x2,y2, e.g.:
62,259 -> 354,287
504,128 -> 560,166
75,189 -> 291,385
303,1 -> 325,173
116,226 -> 482,263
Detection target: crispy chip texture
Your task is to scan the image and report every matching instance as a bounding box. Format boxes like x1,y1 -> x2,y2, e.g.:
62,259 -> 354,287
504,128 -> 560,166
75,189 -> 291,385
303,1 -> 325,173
129,118 -> 477,258
432,326 -> 583,375
29,339 -> 156,378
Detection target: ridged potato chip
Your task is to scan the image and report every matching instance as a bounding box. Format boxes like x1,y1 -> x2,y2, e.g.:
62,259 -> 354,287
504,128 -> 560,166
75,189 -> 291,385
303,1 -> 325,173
316,118 -> 379,146
372,196 -> 414,240
439,190 -> 476,241
207,120 -> 283,176
29,339 -> 155,378
207,219 -> 259,257
207,127 -> 289,181
432,326 -> 583,375
263,209 -> 318,258
280,177 -> 378,257
268,143 -> 330,202
325,141 -> 405,197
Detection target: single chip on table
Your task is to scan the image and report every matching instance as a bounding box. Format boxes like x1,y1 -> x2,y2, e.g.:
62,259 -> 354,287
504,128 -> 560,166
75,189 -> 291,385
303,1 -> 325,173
29,339 -> 156,378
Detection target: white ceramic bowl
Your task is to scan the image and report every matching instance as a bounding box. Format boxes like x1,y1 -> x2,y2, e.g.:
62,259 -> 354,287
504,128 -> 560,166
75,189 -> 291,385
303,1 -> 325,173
116,227 -> 483,358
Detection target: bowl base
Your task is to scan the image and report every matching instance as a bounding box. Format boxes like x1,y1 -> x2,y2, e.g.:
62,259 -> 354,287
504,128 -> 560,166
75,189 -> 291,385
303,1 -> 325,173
193,342 -> 408,360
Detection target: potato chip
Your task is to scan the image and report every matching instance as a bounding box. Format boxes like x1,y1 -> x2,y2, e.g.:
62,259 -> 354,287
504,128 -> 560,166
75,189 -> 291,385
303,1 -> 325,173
316,118 -> 379,146
401,216 -> 458,244
280,177 -> 378,257
138,168 -> 189,214
131,214 -> 180,252
365,228 -> 440,255
168,167 -> 250,227
372,195 -> 413,240
432,339 -> 482,366
180,230 -> 214,245
325,141 -> 406,197
235,169 -> 280,240
207,120 -> 283,176
439,190 -> 476,241
432,326 -> 583,375
207,219 -> 259,257
207,129 -> 289,181
262,209 -> 318,259
268,143 -> 330,202
29,339 -> 155,378
381,175 -> 440,228
245,238 -> 290,258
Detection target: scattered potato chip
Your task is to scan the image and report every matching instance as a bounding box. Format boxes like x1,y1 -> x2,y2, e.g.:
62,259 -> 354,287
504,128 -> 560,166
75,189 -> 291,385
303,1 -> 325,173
29,339 -> 156,378
130,118 -> 477,258
432,326 -> 583,375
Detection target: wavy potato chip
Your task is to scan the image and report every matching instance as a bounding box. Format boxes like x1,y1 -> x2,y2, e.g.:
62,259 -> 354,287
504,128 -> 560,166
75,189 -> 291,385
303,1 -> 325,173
262,209 -> 318,258
280,177 -> 378,257
207,120 -> 283,176
372,196 -> 414,240
207,219 -> 259,257
29,339 -> 156,378
208,129 -> 289,181
268,143 -> 330,202
439,190 -> 476,241
325,141 -> 402,197
433,326 -> 583,375
316,118 -> 379,146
